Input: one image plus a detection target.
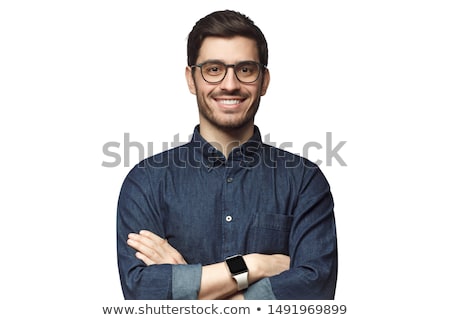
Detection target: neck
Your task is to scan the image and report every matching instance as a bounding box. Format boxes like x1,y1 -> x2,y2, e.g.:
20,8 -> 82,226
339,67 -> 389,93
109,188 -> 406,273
199,121 -> 254,158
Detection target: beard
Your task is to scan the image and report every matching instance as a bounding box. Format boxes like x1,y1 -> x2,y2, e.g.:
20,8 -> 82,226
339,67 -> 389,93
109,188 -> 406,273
196,89 -> 261,131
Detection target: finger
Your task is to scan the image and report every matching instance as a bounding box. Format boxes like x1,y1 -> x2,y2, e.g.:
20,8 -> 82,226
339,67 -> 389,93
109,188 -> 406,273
139,230 -> 165,243
136,252 -> 154,266
138,230 -> 186,264
158,240 -> 187,264
135,231 -> 168,259
127,237 -> 162,262
129,233 -> 180,264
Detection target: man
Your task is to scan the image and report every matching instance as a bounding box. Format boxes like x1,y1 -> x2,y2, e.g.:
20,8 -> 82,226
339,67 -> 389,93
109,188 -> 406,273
117,10 -> 337,300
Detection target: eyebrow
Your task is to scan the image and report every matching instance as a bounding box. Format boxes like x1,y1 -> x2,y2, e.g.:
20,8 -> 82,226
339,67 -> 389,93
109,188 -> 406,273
195,59 -> 259,65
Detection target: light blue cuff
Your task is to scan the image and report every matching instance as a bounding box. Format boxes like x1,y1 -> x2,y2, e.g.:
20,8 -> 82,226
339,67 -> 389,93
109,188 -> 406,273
172,264 -> 202,299
244,278 -> 276,300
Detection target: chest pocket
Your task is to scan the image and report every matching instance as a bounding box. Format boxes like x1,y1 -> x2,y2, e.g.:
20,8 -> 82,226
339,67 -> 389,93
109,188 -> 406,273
247,213 -> 293,255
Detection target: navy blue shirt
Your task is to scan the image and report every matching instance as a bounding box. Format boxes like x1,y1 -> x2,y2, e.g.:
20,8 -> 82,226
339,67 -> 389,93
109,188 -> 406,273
117,126 -> 337,299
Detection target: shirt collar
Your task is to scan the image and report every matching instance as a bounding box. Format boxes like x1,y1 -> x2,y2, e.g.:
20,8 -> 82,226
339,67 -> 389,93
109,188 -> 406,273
190,125 -> 263,167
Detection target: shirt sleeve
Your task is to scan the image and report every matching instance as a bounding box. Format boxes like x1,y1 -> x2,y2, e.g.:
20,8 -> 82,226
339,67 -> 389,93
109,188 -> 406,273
243,278 -> 276,300
172,264 -> 202,299
268,162 -> 338,299
117,163 -> 202,299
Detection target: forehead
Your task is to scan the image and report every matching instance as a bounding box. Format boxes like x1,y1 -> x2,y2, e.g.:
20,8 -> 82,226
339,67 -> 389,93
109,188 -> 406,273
197,36 -> 259,63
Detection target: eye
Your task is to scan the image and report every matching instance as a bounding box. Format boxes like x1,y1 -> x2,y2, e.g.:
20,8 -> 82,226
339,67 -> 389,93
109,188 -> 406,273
203,63 -> 225,75
237,62 -> 257,76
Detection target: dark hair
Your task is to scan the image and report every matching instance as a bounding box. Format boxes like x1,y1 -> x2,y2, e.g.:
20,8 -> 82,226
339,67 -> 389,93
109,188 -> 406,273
187,10 -> 268,67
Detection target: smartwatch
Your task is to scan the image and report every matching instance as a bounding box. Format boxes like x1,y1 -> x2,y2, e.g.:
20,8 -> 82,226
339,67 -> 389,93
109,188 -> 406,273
225,254 -> 249,291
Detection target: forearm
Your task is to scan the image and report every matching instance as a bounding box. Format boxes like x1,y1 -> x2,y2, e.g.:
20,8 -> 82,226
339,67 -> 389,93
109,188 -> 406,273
120,258 -> 247,300
199,255 -> 258,299
198,262 -> 237,299
198,253 -> 284,300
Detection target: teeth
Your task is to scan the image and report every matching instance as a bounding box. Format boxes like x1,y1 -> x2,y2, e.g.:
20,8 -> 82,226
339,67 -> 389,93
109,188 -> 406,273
219,99 -> 241,105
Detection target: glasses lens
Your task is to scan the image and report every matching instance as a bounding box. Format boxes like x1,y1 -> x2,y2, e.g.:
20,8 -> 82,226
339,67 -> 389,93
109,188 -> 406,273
201,62 -> 226,83
235,61 -> 260,83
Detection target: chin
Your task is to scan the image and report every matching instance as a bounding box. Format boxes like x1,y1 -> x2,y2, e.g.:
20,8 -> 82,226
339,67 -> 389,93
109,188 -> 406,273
214,118 -> 254,131
199,105 -> 257,131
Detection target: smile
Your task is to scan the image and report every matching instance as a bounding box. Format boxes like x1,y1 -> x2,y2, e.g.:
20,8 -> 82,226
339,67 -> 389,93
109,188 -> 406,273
217,99 -> 242,105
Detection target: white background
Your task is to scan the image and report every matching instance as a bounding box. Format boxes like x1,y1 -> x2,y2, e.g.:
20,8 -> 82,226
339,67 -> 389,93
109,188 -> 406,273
1,0 -> 449,319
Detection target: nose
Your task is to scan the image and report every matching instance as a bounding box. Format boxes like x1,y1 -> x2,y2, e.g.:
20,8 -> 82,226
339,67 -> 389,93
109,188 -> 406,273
219,66 -> 241,91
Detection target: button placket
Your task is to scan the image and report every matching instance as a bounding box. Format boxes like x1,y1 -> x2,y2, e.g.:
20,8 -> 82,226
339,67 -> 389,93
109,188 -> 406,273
222,167 -> 238,256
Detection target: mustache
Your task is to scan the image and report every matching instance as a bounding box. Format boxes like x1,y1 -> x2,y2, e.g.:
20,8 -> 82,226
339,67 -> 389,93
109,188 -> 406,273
211,90 -> 248,99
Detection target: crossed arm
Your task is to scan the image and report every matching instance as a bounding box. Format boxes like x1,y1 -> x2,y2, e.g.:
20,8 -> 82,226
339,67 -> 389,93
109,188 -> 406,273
127,230 -> 290,300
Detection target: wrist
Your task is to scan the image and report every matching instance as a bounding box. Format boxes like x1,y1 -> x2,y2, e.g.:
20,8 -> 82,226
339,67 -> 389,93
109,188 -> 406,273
225,255 -> 249,291
243,253 -> 264,283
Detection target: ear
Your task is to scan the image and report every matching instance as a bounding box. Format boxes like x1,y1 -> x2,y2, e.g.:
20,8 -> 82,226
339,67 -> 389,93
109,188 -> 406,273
185,66 -> 197,95
260,68 -> 270,96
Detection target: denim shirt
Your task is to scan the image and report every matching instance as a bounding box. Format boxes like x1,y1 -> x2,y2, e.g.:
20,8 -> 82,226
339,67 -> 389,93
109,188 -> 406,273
117,126 -> 337,299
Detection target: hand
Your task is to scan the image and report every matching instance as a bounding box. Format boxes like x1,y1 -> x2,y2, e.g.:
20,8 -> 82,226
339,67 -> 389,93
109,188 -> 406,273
226,292 -> 244,300
127,230 -> 187,265
244,253 -> 290,281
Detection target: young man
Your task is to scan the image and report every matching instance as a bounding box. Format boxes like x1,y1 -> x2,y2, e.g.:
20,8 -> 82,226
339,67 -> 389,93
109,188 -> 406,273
117,10 -> 338,300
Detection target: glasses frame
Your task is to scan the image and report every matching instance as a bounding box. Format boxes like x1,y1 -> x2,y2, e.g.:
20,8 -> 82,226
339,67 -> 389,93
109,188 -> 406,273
190,60 -> 266,84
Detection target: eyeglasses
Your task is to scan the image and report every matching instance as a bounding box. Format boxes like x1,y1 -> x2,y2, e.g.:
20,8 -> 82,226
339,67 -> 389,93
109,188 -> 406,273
191,60 -> 265,84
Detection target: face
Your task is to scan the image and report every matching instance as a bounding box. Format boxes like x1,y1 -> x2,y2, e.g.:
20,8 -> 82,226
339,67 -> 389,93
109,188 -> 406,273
186,36 -> 270,132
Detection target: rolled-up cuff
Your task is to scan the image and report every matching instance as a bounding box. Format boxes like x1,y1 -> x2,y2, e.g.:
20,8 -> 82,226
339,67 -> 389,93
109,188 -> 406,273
172,264 -> 202,299
244,278 -> 276,300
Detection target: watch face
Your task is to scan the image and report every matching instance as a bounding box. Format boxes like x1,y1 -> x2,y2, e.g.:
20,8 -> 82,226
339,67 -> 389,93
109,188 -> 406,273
226,255 -> 248,274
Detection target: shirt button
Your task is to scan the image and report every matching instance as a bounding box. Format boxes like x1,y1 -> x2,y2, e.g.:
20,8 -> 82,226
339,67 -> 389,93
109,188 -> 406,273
225,215 -> 233,222
226,177 -> 233,183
